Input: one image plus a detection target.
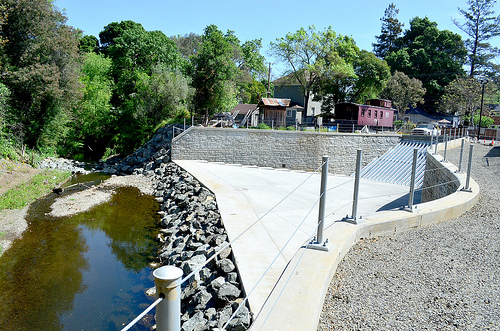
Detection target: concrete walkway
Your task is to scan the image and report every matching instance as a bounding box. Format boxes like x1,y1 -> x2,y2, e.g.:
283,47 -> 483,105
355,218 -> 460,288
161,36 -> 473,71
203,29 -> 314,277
174,160 -> 410,315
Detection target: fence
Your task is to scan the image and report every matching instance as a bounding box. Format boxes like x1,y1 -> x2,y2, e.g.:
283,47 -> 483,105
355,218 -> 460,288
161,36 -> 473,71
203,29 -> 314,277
121,136 -> 477,331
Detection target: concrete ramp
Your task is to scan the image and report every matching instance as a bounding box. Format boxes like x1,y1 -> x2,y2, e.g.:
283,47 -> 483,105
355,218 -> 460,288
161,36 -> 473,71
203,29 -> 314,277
361,140 -> 429,187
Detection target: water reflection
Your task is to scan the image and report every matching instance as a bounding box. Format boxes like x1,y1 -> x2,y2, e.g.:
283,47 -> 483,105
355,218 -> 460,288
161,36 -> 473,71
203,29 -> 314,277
0,175 -> 160,330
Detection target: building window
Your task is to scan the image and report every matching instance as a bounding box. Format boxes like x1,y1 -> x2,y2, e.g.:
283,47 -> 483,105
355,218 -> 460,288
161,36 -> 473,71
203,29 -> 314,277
380,111 -> 383,118
375,110 -> 378,118
287,109 -> 292,117
361,110 -> 365,117
368,110 -> 371,117
311,107 -> 316,116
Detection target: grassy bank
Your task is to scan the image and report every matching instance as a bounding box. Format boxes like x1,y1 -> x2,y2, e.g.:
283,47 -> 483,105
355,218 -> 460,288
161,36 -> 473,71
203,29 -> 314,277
0,170 -> 71,210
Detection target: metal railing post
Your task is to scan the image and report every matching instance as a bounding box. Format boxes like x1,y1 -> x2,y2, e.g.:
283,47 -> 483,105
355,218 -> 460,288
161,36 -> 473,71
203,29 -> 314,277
343,150 -> 362,224
462,144 -> 474,192
317,156 -> 328,244
403,148 -> 418,212
309,156 -> 330,251
154,266 -> 183,331
458,139 -> 465,173
434,133 -> 438,154
183,118 -> 186,132
443,134 -> 448,161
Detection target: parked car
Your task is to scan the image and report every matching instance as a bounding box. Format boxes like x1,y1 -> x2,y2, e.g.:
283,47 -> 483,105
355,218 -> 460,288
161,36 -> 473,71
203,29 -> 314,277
411,123 -> 441,136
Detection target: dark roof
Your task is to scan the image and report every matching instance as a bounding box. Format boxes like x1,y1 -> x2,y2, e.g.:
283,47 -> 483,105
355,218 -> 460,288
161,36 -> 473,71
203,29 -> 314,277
231,104 -> 258,116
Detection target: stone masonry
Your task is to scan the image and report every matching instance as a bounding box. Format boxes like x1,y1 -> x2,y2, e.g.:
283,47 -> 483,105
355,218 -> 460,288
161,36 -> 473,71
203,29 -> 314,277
171,127 -> 401,175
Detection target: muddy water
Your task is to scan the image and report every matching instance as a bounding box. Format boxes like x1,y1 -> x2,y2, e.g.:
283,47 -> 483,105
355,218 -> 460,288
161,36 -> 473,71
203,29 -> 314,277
0,174 -> 161,330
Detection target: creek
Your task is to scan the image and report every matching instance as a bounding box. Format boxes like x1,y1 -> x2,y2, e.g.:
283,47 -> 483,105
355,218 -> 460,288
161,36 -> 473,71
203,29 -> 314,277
0,173 -> 161,330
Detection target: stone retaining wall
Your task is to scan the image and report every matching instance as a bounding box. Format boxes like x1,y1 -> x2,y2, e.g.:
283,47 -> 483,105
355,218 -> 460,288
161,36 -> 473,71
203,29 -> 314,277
421,151 -> 460,203
172,127 -> 401,175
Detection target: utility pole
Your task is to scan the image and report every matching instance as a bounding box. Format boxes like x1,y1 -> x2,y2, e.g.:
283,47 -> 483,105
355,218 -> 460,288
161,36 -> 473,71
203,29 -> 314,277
267,62 -> 271,97
477,80 -> 486,140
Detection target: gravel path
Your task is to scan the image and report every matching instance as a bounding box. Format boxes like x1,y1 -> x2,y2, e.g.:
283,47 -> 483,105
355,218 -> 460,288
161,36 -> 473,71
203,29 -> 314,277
318,143 -> 500,330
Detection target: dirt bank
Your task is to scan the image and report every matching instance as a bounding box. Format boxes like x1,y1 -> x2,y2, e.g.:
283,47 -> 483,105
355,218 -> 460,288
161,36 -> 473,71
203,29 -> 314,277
0,170 -> 153,256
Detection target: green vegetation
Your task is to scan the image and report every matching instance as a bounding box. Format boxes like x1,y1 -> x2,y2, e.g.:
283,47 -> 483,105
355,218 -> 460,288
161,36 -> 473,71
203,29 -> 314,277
0,170 -> 71,210
0,0 -> 499,162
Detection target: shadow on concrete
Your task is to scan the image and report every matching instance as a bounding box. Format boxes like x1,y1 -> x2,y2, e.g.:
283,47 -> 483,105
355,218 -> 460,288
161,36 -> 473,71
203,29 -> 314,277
376,191 -> 422,212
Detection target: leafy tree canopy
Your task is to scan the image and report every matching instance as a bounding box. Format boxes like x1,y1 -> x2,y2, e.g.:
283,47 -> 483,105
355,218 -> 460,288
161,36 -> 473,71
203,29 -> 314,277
385,16 -> 467,110
1,0 -> 82,149
381,71 -> 426,116
78,35 -> 99,54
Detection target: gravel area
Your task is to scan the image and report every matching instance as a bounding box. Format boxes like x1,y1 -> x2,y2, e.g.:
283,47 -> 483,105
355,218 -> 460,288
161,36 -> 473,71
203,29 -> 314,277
318,143 -> 500,330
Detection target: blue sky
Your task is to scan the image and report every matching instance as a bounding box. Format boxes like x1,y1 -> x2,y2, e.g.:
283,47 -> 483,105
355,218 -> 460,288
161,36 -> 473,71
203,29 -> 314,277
55,0 -> 500,77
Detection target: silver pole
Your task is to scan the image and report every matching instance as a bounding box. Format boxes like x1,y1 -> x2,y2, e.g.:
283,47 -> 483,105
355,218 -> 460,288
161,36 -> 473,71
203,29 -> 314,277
430,134 -> 434,148
154,266 -> 183,331
407,148 -> 418,211
316,156 -> 329,244
464,144 -> 474,191
183,118 -> 186,132
458,139 -> 465,172
351,150 -> 362,220
443,134 -> 448,161
434,133 -> 438,154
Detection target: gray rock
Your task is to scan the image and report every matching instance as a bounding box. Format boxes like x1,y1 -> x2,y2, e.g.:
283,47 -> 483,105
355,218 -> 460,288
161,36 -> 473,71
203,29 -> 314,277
226,305 -> 251,331
182,255 -> 207,275
217,306 -> 233,329
210,276 -> 226,291
181,311 -> 207,331
193,288 -> 213,308
217,282 -> 241,302
217,258 -> 235,274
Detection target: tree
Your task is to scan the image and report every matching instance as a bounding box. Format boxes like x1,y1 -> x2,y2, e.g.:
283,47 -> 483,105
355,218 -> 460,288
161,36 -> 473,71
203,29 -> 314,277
453,0 -> 500,77
170,32 -> 201,58
78,35 -> 99,53
386,17 -> 467,110
190,25 -> 240,121
99,20 -> 145,53
68,52 -> 114,157
373,3 -> 404,58
438,76 -> 481,118
1,0 -> 82,149
270,26 -> 358,118
381,71 -> 426,116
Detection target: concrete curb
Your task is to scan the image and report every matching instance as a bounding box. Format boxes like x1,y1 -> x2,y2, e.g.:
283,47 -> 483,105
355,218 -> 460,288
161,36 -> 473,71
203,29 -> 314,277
250,149 -> 479,331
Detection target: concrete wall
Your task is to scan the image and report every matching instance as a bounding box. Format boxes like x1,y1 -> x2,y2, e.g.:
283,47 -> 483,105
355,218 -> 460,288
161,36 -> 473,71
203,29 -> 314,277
421,152 -> 460,203
171,127 -> 401,175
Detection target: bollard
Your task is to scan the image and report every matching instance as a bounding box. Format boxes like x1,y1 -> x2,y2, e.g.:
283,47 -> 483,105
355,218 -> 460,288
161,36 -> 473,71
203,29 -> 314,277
404,148 -> 418,212
309,156 -> 330,251
154,266 -> 183,331
443,134 -> 448,162
462,144 -> 474,192
457,139 -> 465,173
343,150 -> 362,224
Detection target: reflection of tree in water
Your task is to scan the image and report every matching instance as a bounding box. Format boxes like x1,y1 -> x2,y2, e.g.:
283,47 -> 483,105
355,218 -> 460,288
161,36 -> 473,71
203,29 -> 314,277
0,195 -> 89,330
0,184 -> 160,330
74,186 -> 161,272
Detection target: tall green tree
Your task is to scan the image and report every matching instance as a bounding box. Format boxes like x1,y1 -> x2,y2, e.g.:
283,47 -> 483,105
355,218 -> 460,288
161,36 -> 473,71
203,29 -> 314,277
373,3 -> 404,58
190,25 -> 240,121
68,52 -> 114,157
453,0 -> 500,77
270,26 -> 359,117
1,0 -> 82,149
385,17 -> 467,110
381,71 -> 426,116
